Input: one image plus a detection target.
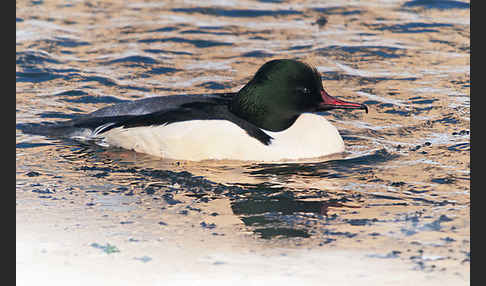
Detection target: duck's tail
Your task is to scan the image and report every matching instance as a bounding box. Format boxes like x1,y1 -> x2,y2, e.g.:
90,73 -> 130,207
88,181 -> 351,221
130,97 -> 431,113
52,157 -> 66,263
16,121 -> 93,139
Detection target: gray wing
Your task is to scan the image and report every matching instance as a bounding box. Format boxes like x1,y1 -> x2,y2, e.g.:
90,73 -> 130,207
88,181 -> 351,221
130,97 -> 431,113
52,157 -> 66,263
18,93 -> 235,139
89,94 -> 231,117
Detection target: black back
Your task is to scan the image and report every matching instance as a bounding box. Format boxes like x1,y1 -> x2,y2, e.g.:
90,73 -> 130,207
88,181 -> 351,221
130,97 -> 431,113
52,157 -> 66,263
19,93 -> 273,145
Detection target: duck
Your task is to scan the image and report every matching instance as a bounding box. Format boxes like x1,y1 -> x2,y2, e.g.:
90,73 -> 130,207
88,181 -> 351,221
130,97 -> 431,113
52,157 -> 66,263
20,59 -> 368,162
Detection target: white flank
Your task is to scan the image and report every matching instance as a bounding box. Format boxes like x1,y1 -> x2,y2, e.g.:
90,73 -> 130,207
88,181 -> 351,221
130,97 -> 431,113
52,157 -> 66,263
96,113 -> 345,162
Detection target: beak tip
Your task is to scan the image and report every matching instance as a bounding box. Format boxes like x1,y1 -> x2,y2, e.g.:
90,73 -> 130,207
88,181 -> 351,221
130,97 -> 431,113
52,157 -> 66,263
362,104 -> 369,114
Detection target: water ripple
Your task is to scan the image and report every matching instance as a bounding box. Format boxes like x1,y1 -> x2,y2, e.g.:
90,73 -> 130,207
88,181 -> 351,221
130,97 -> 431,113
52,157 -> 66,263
171,7 -> 303,17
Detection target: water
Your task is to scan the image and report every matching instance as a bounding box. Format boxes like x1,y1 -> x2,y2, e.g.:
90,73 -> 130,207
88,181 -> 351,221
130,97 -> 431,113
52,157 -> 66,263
16,0 -> 469,280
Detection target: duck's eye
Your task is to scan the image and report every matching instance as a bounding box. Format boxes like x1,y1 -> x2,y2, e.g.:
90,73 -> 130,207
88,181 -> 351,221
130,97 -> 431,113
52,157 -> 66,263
297,87 -> 311,95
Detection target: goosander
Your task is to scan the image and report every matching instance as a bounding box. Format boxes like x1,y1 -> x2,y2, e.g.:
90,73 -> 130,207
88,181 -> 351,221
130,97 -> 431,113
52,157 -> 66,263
20,59 -> 368,161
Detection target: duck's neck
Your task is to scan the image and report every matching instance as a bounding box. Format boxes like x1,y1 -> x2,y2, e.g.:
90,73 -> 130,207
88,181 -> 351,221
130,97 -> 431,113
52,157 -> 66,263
229,87 -> 299,132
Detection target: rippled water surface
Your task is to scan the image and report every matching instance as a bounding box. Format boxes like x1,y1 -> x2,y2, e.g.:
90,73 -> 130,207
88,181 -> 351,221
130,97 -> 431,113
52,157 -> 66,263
16,0 -> 469,281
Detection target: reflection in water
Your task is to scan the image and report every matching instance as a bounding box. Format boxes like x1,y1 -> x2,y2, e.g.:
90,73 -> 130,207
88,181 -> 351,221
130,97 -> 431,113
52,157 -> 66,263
233,196 -> 359,239
18,140 -> 404,241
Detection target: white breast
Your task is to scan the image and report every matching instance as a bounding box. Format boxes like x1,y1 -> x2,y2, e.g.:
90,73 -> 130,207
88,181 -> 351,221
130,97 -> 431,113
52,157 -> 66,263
96,113 -> 345,162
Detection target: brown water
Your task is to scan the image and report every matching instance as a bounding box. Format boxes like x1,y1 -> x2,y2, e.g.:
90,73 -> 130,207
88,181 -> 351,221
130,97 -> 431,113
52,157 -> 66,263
16,0 -> 469,282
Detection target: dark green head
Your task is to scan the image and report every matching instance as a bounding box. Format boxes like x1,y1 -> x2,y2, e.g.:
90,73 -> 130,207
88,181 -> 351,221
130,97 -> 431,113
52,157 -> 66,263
230,59 -> 367,132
